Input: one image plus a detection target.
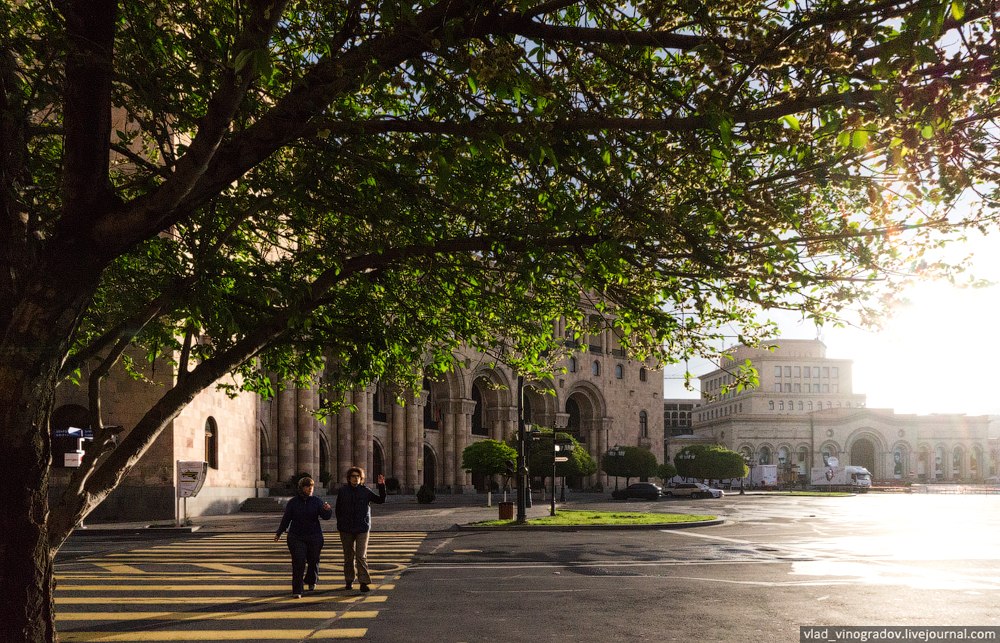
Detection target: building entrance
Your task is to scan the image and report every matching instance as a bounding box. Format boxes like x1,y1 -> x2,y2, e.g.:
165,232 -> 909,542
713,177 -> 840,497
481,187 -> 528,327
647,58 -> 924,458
850,438 -> 876,476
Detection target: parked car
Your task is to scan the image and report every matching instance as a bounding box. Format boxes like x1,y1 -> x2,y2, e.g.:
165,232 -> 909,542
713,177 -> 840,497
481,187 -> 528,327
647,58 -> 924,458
611,482 -> 664,500
664,482 -> 723,499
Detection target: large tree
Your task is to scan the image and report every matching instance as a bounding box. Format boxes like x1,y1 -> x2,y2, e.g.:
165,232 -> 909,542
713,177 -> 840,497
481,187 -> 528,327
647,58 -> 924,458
2,1 -> 998,639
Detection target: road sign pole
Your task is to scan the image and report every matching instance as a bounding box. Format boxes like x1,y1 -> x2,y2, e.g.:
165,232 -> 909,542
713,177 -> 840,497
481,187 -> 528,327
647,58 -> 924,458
551,437 -> 557,517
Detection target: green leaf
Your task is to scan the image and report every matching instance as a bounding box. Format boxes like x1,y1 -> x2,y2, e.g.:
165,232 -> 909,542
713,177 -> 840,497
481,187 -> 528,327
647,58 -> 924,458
780,114 -> 800,131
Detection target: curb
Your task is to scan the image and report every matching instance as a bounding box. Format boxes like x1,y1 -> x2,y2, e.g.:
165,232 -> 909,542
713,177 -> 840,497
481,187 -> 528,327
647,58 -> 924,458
454,518 -> 724,531
71,525 -> 201,538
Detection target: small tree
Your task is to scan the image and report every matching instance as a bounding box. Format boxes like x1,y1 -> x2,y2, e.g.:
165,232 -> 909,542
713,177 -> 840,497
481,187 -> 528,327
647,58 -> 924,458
657,462 -> 678,484
461,439 -> 519,492
602,446 -> 658,486
511,428 -> 594,493
675,445 -> 747,482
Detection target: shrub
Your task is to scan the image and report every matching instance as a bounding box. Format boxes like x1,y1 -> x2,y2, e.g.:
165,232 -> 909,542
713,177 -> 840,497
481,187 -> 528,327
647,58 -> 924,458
416,484 -> 435,504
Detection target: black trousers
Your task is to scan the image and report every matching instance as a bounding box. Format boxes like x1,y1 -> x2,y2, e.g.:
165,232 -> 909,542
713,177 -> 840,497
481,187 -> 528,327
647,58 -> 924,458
287,535 -> 323,594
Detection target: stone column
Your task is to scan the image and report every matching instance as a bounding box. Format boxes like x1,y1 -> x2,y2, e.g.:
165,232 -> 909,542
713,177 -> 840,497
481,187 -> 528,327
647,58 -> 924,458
337,393 -> 353,484
500,406 -> 518,442
296,386 -> 315,479
277,384 -> 296,484
454,399 -> 477,492
352,387 -> 367,472
390,393 -> 406,484
363,387 -> 374,477
405,392 -> 422,493
441,400 -> 457,492
598,417 -> 612,487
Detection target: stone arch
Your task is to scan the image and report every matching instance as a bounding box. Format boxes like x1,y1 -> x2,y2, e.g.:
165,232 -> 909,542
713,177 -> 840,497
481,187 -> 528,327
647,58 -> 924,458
889,441 -> 911,480
819,441 -> 842,468
564,382 -> 608,489
934,444 -> 946,480
318,431 -> 331,484
469,367 -> 515,439
372,438 -> 385,481
423,443 -> 438,490
259,423 -> 272,484
917,443 -> 932,481
952,445 -> 966,481
846,428 -> 886,477
971,445 -> 984,481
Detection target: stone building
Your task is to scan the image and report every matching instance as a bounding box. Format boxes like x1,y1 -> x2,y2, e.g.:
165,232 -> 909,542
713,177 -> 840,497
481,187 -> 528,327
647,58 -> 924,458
666,339 -> 994,483
51,318 -> 663,521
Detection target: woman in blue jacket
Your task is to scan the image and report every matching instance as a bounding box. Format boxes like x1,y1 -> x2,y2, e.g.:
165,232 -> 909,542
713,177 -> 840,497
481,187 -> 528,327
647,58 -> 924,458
274,476 -> 333,598
335,466 -> 386,592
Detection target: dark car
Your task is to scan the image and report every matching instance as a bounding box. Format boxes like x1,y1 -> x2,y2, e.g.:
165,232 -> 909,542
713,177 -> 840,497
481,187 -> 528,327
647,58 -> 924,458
611,482 -> 663,500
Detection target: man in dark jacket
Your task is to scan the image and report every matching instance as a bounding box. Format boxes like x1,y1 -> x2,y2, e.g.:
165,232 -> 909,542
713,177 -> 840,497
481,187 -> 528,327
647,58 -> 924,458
335,467 -> 386,592
274,476 -> 333,598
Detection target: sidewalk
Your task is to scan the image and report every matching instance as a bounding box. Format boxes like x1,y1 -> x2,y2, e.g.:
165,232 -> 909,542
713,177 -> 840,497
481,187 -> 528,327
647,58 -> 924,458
71,491 -> 598,537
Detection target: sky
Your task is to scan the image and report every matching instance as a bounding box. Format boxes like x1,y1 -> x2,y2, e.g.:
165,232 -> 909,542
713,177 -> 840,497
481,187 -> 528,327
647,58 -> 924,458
663,230 -> 1000,418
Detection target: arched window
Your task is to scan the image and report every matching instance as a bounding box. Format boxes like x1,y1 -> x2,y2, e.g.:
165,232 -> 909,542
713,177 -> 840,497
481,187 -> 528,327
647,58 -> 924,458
639,367 -> 647,382
768,400 -> 774,410
568,357 -> 577,373
639,411 -> 648,438
614,364 -> 624,379
205,417 -> 219,469
591,360 -> 600,376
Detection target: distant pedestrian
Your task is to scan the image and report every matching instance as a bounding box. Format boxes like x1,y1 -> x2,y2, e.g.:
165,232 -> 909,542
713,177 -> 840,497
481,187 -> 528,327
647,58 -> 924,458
335,467 -> 386,592
274,476 -> 333,598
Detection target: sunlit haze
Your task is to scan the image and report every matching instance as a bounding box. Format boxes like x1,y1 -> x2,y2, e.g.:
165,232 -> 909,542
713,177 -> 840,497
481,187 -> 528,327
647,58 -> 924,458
664,231 -> 1000,419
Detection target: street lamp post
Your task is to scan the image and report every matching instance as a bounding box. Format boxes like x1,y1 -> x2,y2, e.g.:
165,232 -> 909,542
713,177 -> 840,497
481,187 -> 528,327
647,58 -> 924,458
607,445 -> 625,490
676,451 -> 695,482
516,377 -> 528,523
551,433 -> 557,517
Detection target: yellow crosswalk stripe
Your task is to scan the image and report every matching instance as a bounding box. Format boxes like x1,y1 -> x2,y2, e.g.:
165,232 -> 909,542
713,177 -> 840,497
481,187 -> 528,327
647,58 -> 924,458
57,583 -> 386,591
57,595 -> 388,605
59,629 -> 367,641
56,532 -> 423,641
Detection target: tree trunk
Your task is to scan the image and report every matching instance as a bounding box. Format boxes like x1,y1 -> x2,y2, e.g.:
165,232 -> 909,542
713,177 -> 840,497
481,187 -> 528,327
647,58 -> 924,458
0,272 -> 97,642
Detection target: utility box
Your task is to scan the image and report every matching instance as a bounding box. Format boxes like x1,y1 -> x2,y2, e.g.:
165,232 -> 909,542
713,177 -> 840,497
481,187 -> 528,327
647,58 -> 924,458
498,501 -> 514,520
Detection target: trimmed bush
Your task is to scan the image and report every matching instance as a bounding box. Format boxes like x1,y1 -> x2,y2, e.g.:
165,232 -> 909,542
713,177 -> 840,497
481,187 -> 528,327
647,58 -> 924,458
416,484 -> 435,504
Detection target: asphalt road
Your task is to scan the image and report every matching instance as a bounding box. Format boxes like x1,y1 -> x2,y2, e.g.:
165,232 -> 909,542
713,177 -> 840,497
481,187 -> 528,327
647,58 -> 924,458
367,493 -> 1000,642
55,493 -> 1000,642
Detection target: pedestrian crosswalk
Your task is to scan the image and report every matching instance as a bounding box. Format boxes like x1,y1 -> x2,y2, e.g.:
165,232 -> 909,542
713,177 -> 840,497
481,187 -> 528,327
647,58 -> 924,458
55,532 -> 426,642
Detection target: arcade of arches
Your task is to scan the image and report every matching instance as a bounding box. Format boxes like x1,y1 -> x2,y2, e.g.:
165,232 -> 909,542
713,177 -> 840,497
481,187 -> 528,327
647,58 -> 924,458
259,357 -> 662,493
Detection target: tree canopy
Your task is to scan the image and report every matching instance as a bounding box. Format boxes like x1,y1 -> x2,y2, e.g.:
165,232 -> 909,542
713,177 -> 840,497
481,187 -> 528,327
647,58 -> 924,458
461,439 -> 519,480
602,445 -> 659,484
2,1 -> 999,640
675,444 -> 749,481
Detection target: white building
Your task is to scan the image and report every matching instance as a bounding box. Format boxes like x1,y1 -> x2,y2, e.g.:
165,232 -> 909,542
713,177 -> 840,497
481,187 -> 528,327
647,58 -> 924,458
667,339 -> 993,483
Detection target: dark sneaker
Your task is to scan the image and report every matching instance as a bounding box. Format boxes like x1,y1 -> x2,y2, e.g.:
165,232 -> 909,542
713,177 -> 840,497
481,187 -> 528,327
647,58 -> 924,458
359,584 -> 370,593
293,594 -> 301,599
345,583 -> 353,590
307,584 -> 315,591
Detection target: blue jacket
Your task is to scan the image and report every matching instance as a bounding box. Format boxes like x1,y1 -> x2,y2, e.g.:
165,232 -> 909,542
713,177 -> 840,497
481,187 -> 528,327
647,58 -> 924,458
335,483 -> 386,533
275,494 -> 333,541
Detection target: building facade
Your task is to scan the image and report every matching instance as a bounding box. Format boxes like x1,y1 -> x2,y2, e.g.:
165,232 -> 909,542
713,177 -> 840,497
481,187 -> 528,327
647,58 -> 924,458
666,339 -> 994,484
51,319 -> 663,521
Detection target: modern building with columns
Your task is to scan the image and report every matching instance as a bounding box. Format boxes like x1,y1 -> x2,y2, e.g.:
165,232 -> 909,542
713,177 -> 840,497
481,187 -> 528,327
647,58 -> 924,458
666,339 -> 995,484
50,317 -> 663,521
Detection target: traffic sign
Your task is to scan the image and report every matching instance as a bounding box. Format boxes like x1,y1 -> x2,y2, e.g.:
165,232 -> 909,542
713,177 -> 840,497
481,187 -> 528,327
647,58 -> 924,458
554,456 -> 569,463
